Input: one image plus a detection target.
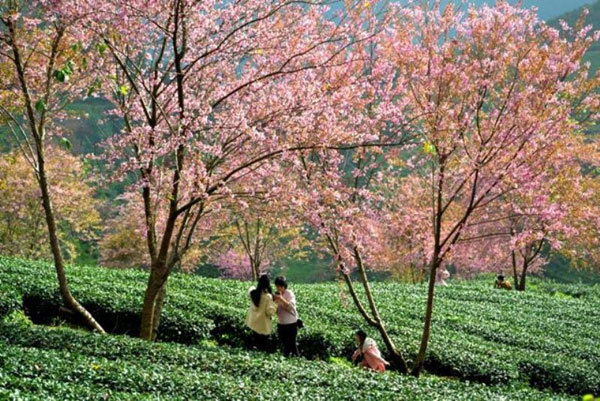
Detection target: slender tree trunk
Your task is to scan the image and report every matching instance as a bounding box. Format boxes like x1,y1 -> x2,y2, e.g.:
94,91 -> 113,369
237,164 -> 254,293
378,326 -> 407,372
138,213 -> 175,341
511,250 -> 519,289
37,145 -> 105,333
352,248 -> 409,373
518,260 -> 528,291
326,232 -> 408,372
139,0 -> 188,342
341,273 -> 377,325
342,272 -> 408,373
411,255 -> 438,376
412,159 -> 446,377
5,16 -> 105,334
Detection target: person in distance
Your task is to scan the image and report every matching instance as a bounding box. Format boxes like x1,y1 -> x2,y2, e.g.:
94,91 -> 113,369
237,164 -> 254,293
494,274 -> 512,290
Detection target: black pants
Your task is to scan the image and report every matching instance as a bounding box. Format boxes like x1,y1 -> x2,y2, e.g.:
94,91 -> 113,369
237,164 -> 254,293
278,322 -> 299,357
251,331 -> 269,351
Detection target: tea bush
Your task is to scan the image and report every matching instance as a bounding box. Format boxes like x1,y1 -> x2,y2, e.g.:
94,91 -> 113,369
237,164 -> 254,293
0,320 -> 574,400
1,256 -> 599,395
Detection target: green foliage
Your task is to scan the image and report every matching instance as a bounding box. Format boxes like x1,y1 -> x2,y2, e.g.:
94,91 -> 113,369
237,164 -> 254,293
544,252 -> 600,285
53,60 -> 75,83
59,137 -> 72,150
34,99 -> 46,113
268,257 -> 335,283
519,359 -> 600,396
328,356 -> 354,369
96,41 -> 107,55
1,256 -> 599,396
0,285 -> 21,319
1,310 -> 32,328
0,321 -> 574,400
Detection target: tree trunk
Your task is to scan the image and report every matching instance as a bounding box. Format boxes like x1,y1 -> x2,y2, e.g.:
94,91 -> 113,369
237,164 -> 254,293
139,4 -> 187,342
151,280 -> 168,340
342,272 -> 408,373
411,256 -> 438,376
324,234 -> 407,373
140,266 -> 165,340
412,160 -> 445,377
377,322 -> 408,373
352,248 -> 409,373
6,18 -> 104,334
518,260 -> 528,291
511,250 -> 519,290
37,145 -> 105,333
251,262 -> 259,282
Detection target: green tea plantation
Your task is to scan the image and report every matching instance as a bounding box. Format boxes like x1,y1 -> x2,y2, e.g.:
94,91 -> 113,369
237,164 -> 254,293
1,256 -> 599,400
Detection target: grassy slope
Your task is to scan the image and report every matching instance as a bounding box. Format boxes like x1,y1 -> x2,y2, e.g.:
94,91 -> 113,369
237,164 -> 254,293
0,319 -> 572,401
1,256 -> 599,397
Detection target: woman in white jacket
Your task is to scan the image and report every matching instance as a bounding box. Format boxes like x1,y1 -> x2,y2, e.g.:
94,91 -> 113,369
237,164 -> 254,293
245,274 -> 277,350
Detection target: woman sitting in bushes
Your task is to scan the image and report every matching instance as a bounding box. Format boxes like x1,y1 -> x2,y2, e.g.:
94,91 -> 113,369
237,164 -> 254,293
494,274 -> 512,290
245,274 -> 277,350
351,330 -> 389,372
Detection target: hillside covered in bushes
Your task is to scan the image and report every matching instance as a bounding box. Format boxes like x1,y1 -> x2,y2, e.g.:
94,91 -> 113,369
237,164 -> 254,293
1,257 -> 599,399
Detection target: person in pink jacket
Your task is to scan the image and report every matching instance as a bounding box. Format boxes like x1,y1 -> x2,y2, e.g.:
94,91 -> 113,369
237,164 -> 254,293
351,330 -> 389,372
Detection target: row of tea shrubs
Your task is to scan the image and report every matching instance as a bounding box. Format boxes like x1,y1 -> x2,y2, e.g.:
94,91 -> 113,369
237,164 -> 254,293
1,256 -> 598,395
0,315 -> 575,400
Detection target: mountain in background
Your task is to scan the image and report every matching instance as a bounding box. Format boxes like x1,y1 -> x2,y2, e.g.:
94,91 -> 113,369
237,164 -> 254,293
547,0 -> 600,72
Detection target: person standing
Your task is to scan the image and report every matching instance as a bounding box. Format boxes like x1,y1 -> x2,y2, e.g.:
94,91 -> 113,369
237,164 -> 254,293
273,276 -> 300,357
245,274 -> 277,350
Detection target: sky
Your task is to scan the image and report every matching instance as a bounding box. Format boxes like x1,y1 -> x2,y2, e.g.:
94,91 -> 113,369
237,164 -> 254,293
326,1 -> 596,23
440,0 -> 595,21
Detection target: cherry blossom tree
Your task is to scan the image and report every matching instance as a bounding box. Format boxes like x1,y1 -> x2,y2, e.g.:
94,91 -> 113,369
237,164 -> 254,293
558,175 -> 600,272
451,193 -> 564,291
211,205 -> 308,281
0,148 -> 101,262
0,0 -> 106,332
551,138 -> 600,272
74,0 -> 383,340
450,124 -> 600,290
290,144 -> 416,372
276,4 -> 429,370
381,2 -> 600,375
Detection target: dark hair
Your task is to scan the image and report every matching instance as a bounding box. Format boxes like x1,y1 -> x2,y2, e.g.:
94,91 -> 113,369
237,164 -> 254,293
250,274 -> 272,307
355,329 -> 367,345
497,274 -> 505,281
274,276 -> 288,289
